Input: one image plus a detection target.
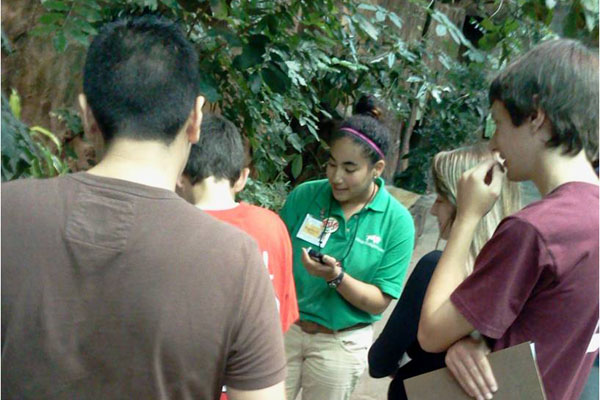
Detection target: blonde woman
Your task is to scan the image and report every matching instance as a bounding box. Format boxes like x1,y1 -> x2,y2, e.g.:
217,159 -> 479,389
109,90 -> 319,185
368,143 -> 521,400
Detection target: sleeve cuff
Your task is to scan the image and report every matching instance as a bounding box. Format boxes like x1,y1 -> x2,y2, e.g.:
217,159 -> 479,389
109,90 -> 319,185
224,363 -> 286,391
451,291 -> 504,339
374,281 -> 402,299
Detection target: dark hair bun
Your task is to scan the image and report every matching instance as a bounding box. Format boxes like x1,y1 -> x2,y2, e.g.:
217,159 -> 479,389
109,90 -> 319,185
354,94 -> 382,120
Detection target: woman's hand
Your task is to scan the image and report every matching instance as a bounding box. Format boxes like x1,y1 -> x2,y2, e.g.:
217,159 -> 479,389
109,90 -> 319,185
301,248 -> 341,281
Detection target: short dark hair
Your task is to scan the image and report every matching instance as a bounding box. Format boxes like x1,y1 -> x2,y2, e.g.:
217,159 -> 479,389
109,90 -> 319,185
183,114 -> 245,186
489,39 -> 599,162
331,94 -> 391,164
83,15 -> 200,145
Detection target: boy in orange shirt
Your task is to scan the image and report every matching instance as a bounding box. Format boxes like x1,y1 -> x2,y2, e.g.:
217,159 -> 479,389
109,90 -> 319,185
178,114 -> 299,333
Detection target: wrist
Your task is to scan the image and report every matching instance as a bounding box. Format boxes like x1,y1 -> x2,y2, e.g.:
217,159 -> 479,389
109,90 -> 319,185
453,213 -> 481,230
327,268 -> 345,289
325,265 -> 342,281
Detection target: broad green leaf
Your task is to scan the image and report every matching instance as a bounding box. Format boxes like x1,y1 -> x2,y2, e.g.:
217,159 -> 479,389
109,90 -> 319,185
79,0 -> 102,11
31,126 -> 62,150
306,123 -> 318,139
9,89 -> 21,119
198,75 -> 221,102
73,4 -> 102,22
285,60 -> 301,72
142,0 -> 158,10
387,52 -> 395,69
370,53 -> 388,64
291,155 -> 302,178
483,113 -> 496,139
388,12 -> 402,30
376,10 -> 386,23
480,18 -> 495,31
210,0 -> 229,20
40,12 -> 64,25
53,31 -> 67,52
249,72 -> 262,94
72,18 -> 98,35
503,19 -> 519,33
335,59 -> 368,71
66,25 -> 90,46
233,37 -> 268,70
562,9 -> 579,38
545,0 -> 557,9
353,14 -> 379,41
582,0 -> 599,13
287,133 -> 303,152
261,65 -> 290,94
357,3 -> 377,11
42,1 -> 71,11
30,22 -> 59,36
583,11 -> 597,32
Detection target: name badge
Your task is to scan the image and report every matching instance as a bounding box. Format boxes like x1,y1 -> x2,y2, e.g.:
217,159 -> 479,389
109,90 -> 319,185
296,214 -> 332,247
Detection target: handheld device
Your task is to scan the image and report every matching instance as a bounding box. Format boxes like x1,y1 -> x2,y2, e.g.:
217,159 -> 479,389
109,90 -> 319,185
308,248 -> 325,264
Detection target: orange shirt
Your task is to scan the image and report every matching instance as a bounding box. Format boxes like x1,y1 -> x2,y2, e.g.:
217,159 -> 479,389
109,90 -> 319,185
206,202 -> 299,333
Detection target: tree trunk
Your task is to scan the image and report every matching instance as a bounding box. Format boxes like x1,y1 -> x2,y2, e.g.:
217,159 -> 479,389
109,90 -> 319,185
397,100 -> 419,174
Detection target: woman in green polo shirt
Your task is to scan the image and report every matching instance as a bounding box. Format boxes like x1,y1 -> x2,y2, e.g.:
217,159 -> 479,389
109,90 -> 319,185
280,95 -> 415,400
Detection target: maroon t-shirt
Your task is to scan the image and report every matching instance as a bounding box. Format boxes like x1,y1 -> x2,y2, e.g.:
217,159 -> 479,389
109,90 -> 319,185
452,182 -> 599,400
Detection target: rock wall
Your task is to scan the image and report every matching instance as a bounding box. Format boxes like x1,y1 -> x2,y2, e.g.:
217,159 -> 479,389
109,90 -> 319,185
2,0 -> 86,135
3,1 -> 94,170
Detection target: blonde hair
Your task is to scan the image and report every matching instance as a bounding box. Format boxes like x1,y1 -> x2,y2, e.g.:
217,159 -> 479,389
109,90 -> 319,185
431,142 -> 522,273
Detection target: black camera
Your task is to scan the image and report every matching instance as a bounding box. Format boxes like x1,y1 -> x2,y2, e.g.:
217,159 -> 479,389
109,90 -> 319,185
308,248 -> 325,264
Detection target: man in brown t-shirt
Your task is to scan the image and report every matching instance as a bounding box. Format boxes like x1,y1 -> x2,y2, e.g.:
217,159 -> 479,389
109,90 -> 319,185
1,15 -> 286,400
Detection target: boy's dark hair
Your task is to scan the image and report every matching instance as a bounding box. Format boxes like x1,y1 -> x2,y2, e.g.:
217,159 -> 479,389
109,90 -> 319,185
331,94 -> 391,164
184,114 -> 245,186
489,39 -> 599,163
83,15 -> 200,145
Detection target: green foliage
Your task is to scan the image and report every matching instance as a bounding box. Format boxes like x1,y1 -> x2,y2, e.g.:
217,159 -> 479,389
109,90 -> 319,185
23,0 -> 598,202
476,0 -> 598,61
2,91 -> 70,181
395,60 -> 489,193
238,177 -> 290,211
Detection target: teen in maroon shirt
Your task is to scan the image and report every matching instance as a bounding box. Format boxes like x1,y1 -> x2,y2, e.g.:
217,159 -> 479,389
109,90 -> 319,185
418,39 -> 599,400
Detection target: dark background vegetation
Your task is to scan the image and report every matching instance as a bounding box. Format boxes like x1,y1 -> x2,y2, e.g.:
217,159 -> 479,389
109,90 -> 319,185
2,0 -> 598,209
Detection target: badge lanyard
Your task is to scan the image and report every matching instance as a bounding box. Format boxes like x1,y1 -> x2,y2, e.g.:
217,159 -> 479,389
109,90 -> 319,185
318,184 -> 376,266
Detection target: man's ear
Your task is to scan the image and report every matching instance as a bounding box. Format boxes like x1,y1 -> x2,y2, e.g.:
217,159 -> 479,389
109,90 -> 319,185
176,174 -> 185,191
78,94 -> 105,154
175,174 -> 194,203
232,167 -> 250,194
186,96 -> 205,144
530,108 -> 547,133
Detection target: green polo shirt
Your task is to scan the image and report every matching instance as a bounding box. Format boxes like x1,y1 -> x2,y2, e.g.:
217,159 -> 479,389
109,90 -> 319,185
280,178 -> 414,330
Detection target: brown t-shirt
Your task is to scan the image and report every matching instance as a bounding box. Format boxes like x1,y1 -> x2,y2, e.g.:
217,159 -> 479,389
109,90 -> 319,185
1,172 -> 286,399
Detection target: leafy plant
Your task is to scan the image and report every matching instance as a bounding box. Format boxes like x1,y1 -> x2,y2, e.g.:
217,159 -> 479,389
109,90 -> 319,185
238,177 -> 290,211
395,59 -> 489,193
1,90 -> 70,181
20,0 -> 598,200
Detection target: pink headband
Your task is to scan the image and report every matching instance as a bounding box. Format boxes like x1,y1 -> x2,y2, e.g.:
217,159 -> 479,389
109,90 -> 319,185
339,127 -> 384,160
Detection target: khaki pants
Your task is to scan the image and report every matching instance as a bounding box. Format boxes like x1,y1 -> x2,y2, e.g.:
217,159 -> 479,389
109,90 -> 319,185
284,323 -> 373,400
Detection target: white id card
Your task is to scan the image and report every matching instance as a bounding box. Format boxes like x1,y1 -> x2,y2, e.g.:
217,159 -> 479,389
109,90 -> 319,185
296,214 -> 331,247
